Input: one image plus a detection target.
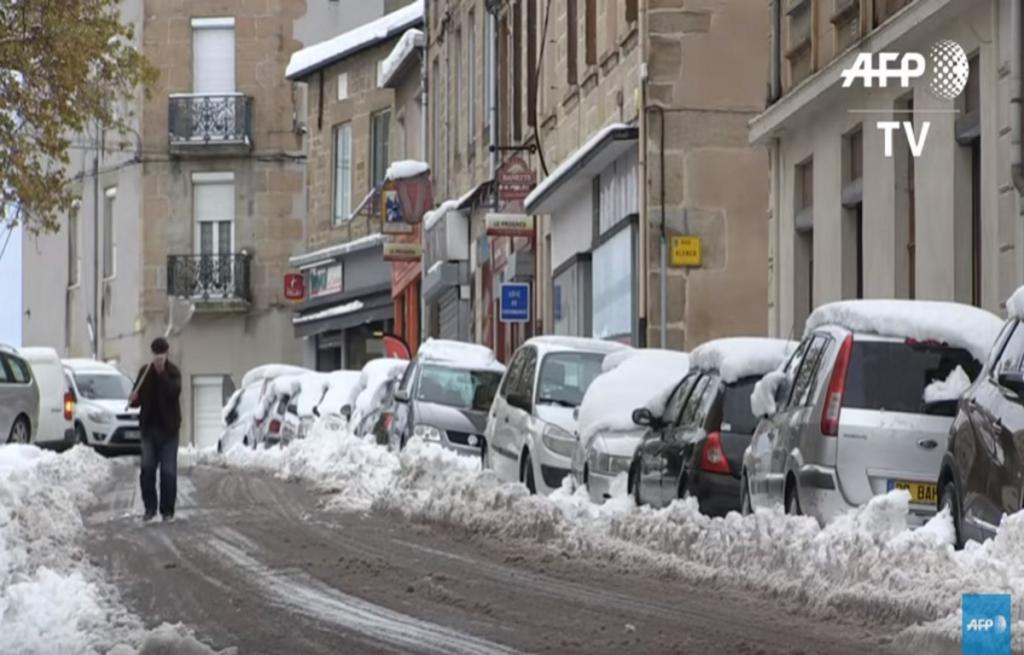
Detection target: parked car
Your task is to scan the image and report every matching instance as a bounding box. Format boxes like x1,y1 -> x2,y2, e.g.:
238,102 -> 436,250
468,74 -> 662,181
629,338 -> 794,515
939,287 -> 1024,546
0,345 -> 39,444
570,348 -> 690,503
351,359 -> 409,442
219,382 -> 264,452
743,300 -> 1001,526
19,347 -> 75,448
486,336 -> 627,494
388,339 -> 505,457
63,359 -> 141,454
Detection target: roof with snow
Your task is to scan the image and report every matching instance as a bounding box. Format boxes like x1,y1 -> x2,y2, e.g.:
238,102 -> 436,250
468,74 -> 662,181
286,1 -> 424,80
689,338 -> 796,384
524,123 -> 637,214
418,339 -> 506,373
806,299 -> 1003,363
378,28 -> 424,88
288,233 -> 384,269
386,159 -> 430,182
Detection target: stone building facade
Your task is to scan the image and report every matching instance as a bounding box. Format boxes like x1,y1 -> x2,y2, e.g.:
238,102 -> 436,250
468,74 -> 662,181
21,0 -> 383,448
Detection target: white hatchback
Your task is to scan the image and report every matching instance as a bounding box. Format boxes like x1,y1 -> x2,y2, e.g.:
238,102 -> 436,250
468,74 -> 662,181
485,336 -> 627,495
63,359 -> 141,454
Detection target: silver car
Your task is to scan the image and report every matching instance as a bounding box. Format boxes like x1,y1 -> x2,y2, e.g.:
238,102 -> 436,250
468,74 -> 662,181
743,326 -> 984,526
0,345 -> 40,444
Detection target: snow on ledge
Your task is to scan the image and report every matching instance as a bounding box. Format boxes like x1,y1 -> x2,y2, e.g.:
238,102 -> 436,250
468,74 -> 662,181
292,300 -> 365,325
386,159 -> 429,181
690,337 -> 796,384
286,1 -> 424,80
806,299 -> 1003,363
524,122 -> 631,211
288,233 -> 385,270
378,29 -> 424,88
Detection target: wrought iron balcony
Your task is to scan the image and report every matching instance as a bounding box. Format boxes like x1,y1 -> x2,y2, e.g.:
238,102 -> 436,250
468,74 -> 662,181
167,253 -> 252,306
168,93 -> 253,154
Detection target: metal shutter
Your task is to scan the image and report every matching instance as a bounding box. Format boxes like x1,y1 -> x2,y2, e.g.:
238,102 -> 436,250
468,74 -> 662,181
438,288 -> 461,340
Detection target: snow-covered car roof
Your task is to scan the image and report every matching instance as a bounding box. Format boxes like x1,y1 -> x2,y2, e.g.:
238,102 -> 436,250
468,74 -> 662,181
417,339 -> 506,373
240,364 -> 310,390
806,299 -> 1003,363
63,358 -> 123,374
523,335 -> 629,356
1007,287 -> 1024,321
576,348 -> 690,443
355,359 -> 408,415
318,370 -> 363,415
689,337 -> 797,384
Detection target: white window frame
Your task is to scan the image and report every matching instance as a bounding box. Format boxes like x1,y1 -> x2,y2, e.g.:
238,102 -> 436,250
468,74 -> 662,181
336,72 -> 349,101
192,171 -> 236,258
102,187 -> 117,281
333,122 -> 353,224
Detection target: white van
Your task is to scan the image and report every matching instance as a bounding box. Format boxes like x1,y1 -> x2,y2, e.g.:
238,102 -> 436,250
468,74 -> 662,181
19,347 -> 75,448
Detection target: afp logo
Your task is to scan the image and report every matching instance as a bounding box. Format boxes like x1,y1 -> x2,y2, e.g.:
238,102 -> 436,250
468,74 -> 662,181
966,616 -> 1008,633
962,594 -> 1011,655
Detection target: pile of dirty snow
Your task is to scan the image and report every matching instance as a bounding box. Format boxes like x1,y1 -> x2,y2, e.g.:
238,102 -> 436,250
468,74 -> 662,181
0,445 -> 222,654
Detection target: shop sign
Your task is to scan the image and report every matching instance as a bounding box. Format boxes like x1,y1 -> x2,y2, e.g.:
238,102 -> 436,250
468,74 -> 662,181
283,273 -> 305,301
670,235 -> 702,267
486,213 -> 534,238
383,241 -> 422,262
381,179 -> 413,234
382,334 -> 412,360
396,172 -> 434,224
499,283 -> 530,323
496,156 -> 536,203
309,263 -> 343,298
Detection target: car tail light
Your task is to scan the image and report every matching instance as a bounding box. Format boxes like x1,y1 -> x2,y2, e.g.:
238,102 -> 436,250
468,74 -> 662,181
269,419 -> 281,434
383,413 -> 393,430
700,431 -> 731,475
63,392 -> 75,421
821,334 -> 854,437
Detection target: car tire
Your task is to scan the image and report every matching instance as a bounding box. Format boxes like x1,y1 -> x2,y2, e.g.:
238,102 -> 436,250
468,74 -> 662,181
632,462 -> 644,507
741,473 -> 753,516
521,451 -> 537,494
75,423 -> 89,446
940,481 -> 964,549
8,416 -> 29,444
785,479 -> 802,516
677,473 -> 691,501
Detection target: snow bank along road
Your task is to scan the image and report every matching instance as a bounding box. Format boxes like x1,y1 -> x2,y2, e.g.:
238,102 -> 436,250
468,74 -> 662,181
80,454 -> 896,654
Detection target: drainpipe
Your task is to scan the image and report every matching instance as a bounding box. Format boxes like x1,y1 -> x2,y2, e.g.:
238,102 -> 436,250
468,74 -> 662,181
92,135 -> 100,360
770,0 -> 782,104
638,0 -> 649,347
771,137 -> 782,337
1010,0 -> 1024,283
420,0 -> 429,348
648,105 -> 667,349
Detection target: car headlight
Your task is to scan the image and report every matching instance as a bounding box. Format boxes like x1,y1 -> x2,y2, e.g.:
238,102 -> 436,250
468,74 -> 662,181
413,424 -> 444,442
87,409 -> 113,424
590,450 -> 632,475
541,423 -> 576,457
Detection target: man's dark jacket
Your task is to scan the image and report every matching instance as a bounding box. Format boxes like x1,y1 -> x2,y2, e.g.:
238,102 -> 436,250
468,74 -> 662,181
132,362 -> 183,440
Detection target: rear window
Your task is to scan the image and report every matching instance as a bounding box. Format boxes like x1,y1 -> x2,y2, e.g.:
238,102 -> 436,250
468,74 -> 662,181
721,377 -> 760,434
842,341 -> 980,415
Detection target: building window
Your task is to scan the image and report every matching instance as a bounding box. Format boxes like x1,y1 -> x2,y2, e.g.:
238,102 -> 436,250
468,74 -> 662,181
191,17 -> 235,94
454,25 -> 462,157
68,201 -> 79,288
584,0 -> 596,66
592,223 -> 636,344
785,1 -> 812,86
553,256 -> 592,337
336,72 -> 348,101
626,0 -> 638,23
526,0 -> 537,128
894,93 -> 915,299
841,127 -> 863,299
567,0 -> 578,84
370,109 -> 391,190
831,0 -> 860,52
956,53 -> 981,306
102,187 -> 116,279
193,173 -> 234,259
512,0 -> 522,141
468,10 -> 477,153
794,157 -> 814,332
333,122 -> 352,224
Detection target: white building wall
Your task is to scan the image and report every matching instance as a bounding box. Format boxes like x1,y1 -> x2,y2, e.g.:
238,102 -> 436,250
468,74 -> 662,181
550,199 -> 592,271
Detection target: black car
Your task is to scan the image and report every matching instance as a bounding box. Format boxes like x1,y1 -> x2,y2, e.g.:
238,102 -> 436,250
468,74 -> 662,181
630,369 -> 761,516
939,316 -> 1024,547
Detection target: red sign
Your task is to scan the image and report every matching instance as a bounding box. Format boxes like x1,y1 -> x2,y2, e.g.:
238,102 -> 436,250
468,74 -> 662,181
284,273 -> 305,301
397,173 -> 434,225
382,334 -> 412,360
496,156 -> 536,203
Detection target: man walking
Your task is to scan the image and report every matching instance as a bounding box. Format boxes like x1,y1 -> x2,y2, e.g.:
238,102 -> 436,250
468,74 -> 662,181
129,337 -> 182,522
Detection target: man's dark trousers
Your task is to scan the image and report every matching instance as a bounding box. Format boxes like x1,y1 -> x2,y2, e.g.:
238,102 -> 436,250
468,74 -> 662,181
140,430 -> 178,517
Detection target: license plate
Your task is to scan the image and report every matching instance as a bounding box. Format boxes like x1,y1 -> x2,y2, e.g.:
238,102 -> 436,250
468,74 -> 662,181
889,479 -> 937,504
122,430 -> 139,441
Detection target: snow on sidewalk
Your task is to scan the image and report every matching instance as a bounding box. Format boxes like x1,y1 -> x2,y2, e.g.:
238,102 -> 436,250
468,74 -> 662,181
0,444 -> 223,655
203,422 -> 1024,651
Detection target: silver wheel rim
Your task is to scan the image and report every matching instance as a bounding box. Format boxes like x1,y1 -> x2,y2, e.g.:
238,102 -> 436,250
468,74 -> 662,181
12,421 -> 27,443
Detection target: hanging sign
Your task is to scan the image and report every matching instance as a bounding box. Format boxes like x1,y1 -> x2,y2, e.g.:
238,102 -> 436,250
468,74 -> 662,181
486,213 -> 534,237
283,273 -> 305,301
496,156 -> 536,203
381,180 -> 413,234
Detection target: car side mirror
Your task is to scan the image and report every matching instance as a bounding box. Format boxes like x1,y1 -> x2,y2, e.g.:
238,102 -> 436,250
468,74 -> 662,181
999,370 -> 1024,398
340,404 -> 353,419
394,389 -> 410,403
225,409 -> 238,425
632,407 -> 657,427
312,406 -> 320,418
507,392 -> 532,413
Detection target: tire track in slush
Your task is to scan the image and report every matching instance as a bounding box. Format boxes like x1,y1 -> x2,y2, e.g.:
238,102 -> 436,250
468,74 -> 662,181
205,528 -> 528,655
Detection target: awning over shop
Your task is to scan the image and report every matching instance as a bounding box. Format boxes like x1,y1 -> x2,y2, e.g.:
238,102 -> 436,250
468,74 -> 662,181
292,288 -> 394,338
524,123 -> 638,215
288,233 -> 384,270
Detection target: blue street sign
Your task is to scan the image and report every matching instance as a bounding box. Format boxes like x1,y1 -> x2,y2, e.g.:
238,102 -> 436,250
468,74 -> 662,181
500,283 -> 530,323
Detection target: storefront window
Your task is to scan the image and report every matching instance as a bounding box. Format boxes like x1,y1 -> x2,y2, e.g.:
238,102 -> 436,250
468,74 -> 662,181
591,225 -> 635,343
308,263 -> 343,298
552,257 -> 591,337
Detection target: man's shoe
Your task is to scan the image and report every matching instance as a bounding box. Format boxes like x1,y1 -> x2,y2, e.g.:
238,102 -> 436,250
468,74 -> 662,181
142,512 -> 157,523
161,513 -> 175,523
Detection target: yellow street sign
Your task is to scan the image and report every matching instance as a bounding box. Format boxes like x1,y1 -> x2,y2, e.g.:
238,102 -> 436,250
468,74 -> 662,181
671,235 -> 702,267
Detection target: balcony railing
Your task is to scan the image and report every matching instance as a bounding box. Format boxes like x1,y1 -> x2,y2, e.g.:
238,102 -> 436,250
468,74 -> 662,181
168,93 -> 252,153
167,253 -> 252,304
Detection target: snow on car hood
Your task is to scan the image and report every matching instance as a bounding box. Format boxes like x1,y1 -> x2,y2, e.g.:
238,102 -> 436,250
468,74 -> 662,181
589,430 -> 646,459
413,401 -> 487,434
535,404 -> 577,435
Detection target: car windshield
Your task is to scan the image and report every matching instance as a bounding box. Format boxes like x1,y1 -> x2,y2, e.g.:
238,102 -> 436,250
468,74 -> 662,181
417,365 -> 502,411
74,373 -> 132,400
842,340 -> 981,416
536,351 -> 605,408
722,377 -> 760,434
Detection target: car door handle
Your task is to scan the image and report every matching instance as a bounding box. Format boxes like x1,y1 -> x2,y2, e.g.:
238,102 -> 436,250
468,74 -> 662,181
503,416 -> 509,423
917,439 -> 938,450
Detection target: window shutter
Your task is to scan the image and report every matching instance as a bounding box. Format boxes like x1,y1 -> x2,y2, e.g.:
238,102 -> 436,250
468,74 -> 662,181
193,22 -> 236,94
